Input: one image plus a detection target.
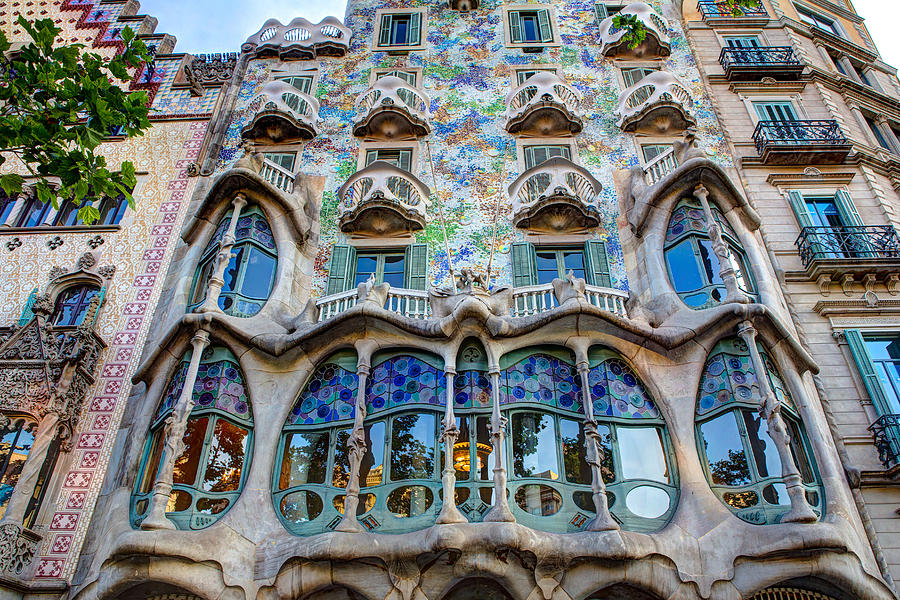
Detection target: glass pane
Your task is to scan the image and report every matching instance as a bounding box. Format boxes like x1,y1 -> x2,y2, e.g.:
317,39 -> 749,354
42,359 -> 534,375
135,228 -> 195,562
452,416 -> 471,481
522,14 -> 539,42
139,428 -> 165,493
173,416 -> 209,486
560,418 -> 590,484
665,240 -> 704,293
625,485 -> 669,518
512,412 -> 559,480
0,428 -> 33,515
201,419 -> 248,492
355,255 -> 378,286
562,251 -> 586,280
222,247 -> 243,293
866,336 -> 900,413
387,485 -> 433,517
806,198 -> 842,228
332,428 -> 350,488
785,418 -> 815,484
279,432 -> 329,489
383,254 -> 406,288
700,413 -> 751,486
514,484 -> 562,516
697,239 -> 722,285
536,251 -> 560,285
475,416 -> 494,480
741,409 -> 782,479
360,421 -> 385,487
390,413 -> 435,480
617,427 -> 668,483
280,490 -> 323,523
192,258 -> 215,305
240,247 -> 276,299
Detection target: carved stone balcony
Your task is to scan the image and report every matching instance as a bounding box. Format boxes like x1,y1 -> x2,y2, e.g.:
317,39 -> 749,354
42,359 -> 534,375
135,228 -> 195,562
598,2 -> 670,59
616,71 -> 695,134
719,47 -> 804,81
753,120 -> 851,165
259,156 -> 296,194
338,161 -> 431,236
241,81 -> 319,144
353,76 -> 431,139
0,523 -> 40,580
697,1 -> 769,26
642,146 -> 678,185
448,0 -> 479,9
507,157 -> 603,232
869,414 -> 900,469
503,72 -> 583,136
242,17 -> 351,59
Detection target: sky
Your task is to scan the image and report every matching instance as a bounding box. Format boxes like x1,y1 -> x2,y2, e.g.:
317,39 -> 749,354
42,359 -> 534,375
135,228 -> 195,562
143,0 -> 900,68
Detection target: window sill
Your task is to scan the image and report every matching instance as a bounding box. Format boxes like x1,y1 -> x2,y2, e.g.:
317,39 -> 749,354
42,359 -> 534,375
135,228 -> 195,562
0,225 -> 122,235
373,44 -> 427,53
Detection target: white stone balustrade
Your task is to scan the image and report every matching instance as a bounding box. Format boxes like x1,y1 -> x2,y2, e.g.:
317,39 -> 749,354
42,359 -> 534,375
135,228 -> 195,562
503,72 -> 583,135
260,157 -> 296,193
616,71 -> 695,133
337,161 -> 431,235
242,17 -> 351,59
507,157 -> 603,232
353,76 -> 431,138
643,146 -> 678,185
598,2 -> 670,58
241,80 -> 319,144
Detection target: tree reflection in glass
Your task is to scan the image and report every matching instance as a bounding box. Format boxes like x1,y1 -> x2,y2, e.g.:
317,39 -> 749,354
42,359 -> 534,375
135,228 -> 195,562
512,412 -> 558,480
390,414 -> 435,481
700,414 -> 750,486
333,423 -> 385,488
173,417 -> 208,485
741,409 -> 781,478
202,419 -> 248,492
617,427 -> 668,483
279,431 -> 329,489
560,418 -> 590,484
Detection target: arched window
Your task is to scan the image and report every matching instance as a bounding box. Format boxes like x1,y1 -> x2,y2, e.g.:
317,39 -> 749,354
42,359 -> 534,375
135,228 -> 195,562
664,199 -> 754,309
696,338 -> 822,525
51,285 -> 100,327
0,416 -> 59,528
188,205 -> 277,317
132,346 -> 254,530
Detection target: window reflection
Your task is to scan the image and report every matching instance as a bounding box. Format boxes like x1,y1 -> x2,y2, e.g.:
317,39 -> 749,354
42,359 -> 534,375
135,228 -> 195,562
390,414 -> 435,481
617,427 -> 668,483
202,419 -> 248,492
279,432 -> 329,489
741,409 -> 781,479
512,412 -> 558,480
173,417 -> 208,485
560,418 -> 590,484
0,422 -> 36,520
700,414 -> 750,486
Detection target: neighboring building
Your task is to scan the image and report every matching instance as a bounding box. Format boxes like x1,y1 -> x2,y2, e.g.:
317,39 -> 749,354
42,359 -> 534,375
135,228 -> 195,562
2,0 -> 900,599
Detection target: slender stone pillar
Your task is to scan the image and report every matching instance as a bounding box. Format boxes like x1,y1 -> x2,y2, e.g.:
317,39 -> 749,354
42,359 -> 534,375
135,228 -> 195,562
737,321 -> 817,523
141,329 -> 211,530
336,358 -> 371,533
482,368 -> 515,522
198,194 -> 247,313
694,184 -> 747,304
437,368 -> 466,524
576,360 -> 618,531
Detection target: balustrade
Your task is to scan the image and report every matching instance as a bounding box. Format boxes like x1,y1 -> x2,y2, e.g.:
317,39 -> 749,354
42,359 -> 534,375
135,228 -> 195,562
796,225 -> 900,269
616,71 -> 695,133
508,157 -> 603,232
242,16 -> 351,59
719,47 -> 803,80
338,161 -> 431,236
753,120 -> 851,165
642,146 -> 678,185
260,157 -> 296,193
241,80 -> 319,144
504,72 -> 583,135
353,76 -> 431,139
598,2 -> 670,58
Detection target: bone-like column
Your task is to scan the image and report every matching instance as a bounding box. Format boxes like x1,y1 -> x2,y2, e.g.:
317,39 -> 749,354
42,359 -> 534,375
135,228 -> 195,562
437,368 -> 467,524
199,194 -> 247,313
482,368 -> 515,522
694,184 -> 747,305
336,360 -> 371,533
577,359 -> 618,531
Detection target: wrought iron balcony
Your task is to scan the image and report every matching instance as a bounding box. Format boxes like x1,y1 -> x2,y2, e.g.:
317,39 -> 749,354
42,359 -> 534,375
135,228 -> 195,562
869,414 -> 900,468
616,71 -> 695,134
338,161 -> 431,236
508,157 -> 603,232
353,76 -> 431,139
697,1 -> 768,22
719,47 -> 803,81
598,2 -> 670,58
753,120 -> 852,165
504,72 -> 583,136
796,226 -> 900,269
242,17 -> 351,59
241,80 -> 319,144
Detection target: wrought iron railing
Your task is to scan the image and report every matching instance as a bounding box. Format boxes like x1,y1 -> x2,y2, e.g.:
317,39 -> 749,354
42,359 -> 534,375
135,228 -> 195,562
869,414 -> 900,468
753,120 -> 849,154
697,1 -> 768,19
795,225 -> 900,268
719,47 -> 799,70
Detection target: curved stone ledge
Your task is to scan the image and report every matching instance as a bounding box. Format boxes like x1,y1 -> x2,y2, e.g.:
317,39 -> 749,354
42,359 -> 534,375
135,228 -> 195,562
242,17 -> 351,59
353,76 -> 431,139
616,71 -> 695,134
337,161 -> 431,236
503,72 -> 583,136
508,157 -> 602,232
241,81 -> 319,144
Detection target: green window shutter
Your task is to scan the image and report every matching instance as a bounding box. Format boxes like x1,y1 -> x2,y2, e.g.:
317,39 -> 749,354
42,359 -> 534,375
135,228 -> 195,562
403,244 -> 429,290
91,286 -> 107,326
511,242 -> 537,287
408,12 -> 421,45
595,3 -> 609,22
18,288 -> 38,326
379,14 -> 392,46
326,245 -> 356,294
538,9 -> 553,42
585,240 -> 612,287
787,191 -> 815,229
398,150 -> 412,172
835,189 -> 864,226
509,11 -> 523,44
845,329 -> 893,416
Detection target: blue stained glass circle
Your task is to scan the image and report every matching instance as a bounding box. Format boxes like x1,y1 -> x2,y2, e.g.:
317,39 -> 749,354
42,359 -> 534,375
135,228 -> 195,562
300,396 -> 317,413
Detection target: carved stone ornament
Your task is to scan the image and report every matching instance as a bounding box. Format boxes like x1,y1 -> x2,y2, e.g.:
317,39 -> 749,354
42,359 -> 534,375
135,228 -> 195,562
77,252 -> 97,271
87,235 -> 104,249
5,238 -> 21,252
46,236 -> 63,250
98,265 -> 117,280
0,523 -> 40,577
48,266 -> 68,281
186,162 -> 200,177
429,271 -> 513,319
357,273 -> 390,307
185,53 -> 237,90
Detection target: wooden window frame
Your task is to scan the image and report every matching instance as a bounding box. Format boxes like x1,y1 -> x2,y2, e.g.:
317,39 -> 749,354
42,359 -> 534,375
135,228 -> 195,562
502,4 -> 561,50
372,8 -> 429,53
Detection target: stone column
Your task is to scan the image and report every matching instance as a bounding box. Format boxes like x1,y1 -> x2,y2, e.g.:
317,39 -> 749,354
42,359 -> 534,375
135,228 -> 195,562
848,103 -> 879,148
694,185 -> 746,304
737,321 -> 817,523
814,42 -> 837,72
141,329 -> 211,530
2,412 -> 59,525
437,368 -> 466,524
336,354 -> 372,533
576,359 -> 618,531
482,368 -> 515,522
198,194 -> 247,313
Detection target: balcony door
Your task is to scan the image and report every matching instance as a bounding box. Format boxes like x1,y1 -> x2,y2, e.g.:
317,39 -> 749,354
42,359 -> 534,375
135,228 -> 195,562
523,145 -> 571,170
753,101 -> 797,122
724,36 -> 762,64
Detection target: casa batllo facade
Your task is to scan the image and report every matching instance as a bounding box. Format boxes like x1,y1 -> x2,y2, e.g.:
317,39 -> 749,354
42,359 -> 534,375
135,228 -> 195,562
1,0 -> 900,599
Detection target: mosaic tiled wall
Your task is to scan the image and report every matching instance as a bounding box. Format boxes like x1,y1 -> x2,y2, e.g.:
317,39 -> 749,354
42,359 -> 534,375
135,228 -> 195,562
216,0 -> 732,294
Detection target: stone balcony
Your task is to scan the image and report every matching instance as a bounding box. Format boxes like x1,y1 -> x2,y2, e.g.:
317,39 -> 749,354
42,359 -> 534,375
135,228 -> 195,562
752,120 -> 852,165
642,146 -> 678,185
448,0 -> 479,9
792,225 -> 900,291
616,71 -> 695,134
241,81 -> 319,145
598,2 -> 670,59
259,156 -> 296,194
697,0 -> 769,26
337,161 -> 431,236
503,72 -> 583,136
870,414 -> 900,470
353,76 -> 431,139
507,157 -> 603,232
242,17 -> 351,59
719,46 -> 804,81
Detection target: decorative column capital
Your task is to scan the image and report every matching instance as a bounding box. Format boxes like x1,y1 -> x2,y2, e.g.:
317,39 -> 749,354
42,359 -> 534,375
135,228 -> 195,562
737,320 -> 757,343
693,184 -> 710,202
232,193 -> 248,211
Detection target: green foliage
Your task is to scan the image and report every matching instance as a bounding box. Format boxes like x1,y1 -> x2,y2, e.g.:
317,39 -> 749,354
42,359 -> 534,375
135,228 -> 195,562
0,16 -> 152,224
612,13 -> 646,50
723,0 -> 761,17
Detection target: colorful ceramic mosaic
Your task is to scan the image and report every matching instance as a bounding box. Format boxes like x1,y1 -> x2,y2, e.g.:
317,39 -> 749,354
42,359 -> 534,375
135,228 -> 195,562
453,370 -> 493,409
145,57 -> 222,117
697,341 -> 796,416
501,354 -> 582,413
289,362 -> 359,425
366,355 -> 446,412
666,200 -> 737,245
153,352 -> 252,425
588,358 -> 659,419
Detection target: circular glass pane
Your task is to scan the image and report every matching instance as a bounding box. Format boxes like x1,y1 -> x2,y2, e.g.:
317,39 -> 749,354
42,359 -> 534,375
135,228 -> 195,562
197,497 -> 231,515
166,490 -> 192,513
762,483 -> 791,506
723,490 -> 758,509
333,493 -> 376,515
572,491 -> 596,513
514,485 -> 562,516
387,486 -> 434,517
280,491 -> 323,523
625,486 -> 669,519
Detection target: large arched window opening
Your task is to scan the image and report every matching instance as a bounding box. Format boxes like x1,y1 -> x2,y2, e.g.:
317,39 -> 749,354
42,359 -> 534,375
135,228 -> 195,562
51,284 -> 100,327
132,346 -> 254,530
696,338 -> 822,525
664,198 -> 755,309
188,205 -> 277,317
0,416 -> 59,528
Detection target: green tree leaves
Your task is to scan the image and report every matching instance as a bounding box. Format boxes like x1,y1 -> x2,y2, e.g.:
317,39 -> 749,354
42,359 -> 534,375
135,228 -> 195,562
612,13 -> 647,50
0,16 -> 152,224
